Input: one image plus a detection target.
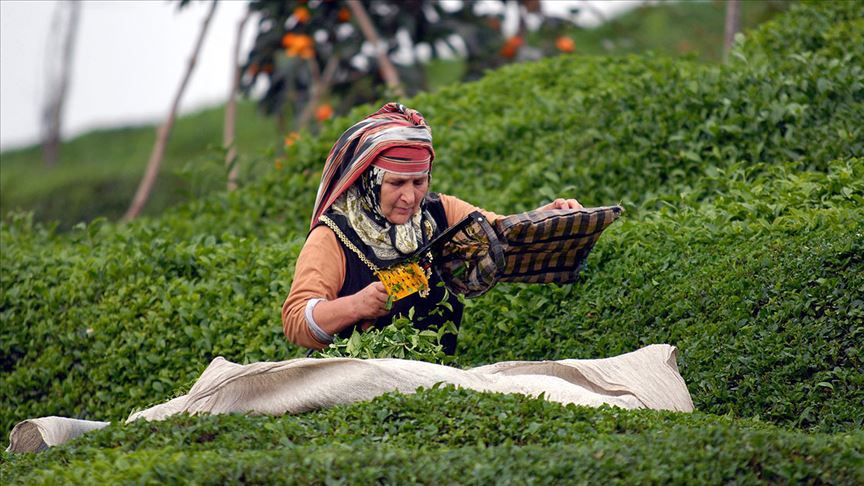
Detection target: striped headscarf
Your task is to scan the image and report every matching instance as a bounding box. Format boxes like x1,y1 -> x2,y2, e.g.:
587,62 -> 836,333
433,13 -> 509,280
310,103 -> 435,229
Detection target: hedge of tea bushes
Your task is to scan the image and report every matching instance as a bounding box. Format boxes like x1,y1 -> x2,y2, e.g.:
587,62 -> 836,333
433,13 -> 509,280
0,218 -> 307,431
734,0 -> 864,62
3,387 -> 863,484
6,157 -> 857,437
459,157 -> 863,432
2,0 -> 862,471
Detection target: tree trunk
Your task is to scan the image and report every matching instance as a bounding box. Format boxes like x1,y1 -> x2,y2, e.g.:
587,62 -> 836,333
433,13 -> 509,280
346,0 -> 404,97
724,0 -> 741,63
123,0 -> 218,222
224,7 -> 252,192
42,1 -> 81,168
297,55 -> 340,131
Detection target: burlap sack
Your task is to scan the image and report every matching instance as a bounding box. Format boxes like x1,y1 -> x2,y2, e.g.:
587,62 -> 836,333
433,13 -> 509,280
8,344 -> 692,453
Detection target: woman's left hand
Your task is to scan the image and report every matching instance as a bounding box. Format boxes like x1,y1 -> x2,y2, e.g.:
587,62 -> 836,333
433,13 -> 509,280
536,198 -> 582,211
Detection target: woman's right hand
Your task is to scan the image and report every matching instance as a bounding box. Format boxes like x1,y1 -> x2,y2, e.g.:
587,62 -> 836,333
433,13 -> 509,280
351,282 -> 390,320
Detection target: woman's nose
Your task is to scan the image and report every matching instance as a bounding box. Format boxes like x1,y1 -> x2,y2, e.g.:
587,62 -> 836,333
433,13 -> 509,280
400,187 -> 415,204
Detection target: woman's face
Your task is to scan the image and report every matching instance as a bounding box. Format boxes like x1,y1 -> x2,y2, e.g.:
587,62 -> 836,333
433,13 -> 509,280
379,172 -> 429,225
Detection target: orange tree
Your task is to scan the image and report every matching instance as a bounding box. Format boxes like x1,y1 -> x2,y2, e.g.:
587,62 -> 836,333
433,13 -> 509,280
241,0 -> 579,130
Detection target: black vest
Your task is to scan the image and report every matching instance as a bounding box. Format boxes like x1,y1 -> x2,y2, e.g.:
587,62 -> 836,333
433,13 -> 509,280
316,194 -> 463,355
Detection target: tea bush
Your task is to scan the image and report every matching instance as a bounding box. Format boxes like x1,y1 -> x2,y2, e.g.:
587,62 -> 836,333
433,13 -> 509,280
3,387 -> 863,484
2,1 -> 862,481
7,165 -> 856,436
461,157 -> 863,431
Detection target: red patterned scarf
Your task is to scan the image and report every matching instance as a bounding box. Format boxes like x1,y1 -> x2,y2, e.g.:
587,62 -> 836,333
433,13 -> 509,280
310,103 -> 435,229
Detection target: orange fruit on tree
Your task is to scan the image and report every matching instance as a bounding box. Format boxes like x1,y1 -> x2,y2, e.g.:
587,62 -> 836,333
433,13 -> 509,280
556,36 -> 575,53
284,132 -> 300,148
283,33 -> 315,59
315,104 -> 333,122
294,7 -> 311,24
299,45 -> 315,60
500,36 -> 523,59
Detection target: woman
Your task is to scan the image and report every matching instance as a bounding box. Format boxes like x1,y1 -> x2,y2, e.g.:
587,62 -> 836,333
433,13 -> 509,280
282,103 -> 581,354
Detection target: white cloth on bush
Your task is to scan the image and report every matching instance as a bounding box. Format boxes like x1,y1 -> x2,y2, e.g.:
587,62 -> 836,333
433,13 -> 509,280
6,417 -> 110,453
7,344 -> 693,453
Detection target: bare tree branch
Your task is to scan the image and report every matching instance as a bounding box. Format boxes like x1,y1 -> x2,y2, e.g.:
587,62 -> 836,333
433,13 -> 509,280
724,0 -> 741,63
42,1 -> 81,168
225,7 -> 252,192
297,55 -> 340,130
347,0 -> 404,97
123,0 -> 218,222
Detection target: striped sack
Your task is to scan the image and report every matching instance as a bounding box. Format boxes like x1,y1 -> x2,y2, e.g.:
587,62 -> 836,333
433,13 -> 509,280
436,206 -> 623,297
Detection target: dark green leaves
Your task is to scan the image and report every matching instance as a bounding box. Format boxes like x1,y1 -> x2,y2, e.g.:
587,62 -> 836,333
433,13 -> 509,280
315,313 -> 457,365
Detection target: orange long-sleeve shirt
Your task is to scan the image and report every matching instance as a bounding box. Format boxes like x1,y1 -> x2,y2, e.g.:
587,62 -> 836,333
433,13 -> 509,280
282,194 -> 499,350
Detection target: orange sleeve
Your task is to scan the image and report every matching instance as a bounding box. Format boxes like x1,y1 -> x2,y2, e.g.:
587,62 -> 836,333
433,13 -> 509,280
282,225 -> 346,349
438,193 -> 502,227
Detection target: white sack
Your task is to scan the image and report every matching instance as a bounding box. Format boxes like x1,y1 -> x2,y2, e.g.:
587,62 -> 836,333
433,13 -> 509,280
9,344 -> 693,453
6,417 -> 110,453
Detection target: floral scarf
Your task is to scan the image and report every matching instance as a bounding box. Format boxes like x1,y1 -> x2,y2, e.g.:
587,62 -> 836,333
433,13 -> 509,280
329,167 -> 435,262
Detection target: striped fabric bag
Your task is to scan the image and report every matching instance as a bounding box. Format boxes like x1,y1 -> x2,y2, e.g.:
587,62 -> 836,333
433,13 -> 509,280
436,206 -> 623,297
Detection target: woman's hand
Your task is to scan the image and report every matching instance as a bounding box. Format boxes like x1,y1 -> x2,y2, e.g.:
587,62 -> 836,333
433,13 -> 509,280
308,282 -> 390,340
536,198 -> 582,211
350,282 -> 391,321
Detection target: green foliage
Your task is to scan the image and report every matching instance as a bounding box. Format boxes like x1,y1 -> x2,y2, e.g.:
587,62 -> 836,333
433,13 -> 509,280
461,157 -> 864,431
2,2 -> 863,481
315,285 -> 461,363
3,387 -> 863,484
0,218 -> 305,430
551,0 -> 788,62
735,0 -> 864,63
315,317 -> 458,364
421,47 -> 863,217
0,102 -> 278,230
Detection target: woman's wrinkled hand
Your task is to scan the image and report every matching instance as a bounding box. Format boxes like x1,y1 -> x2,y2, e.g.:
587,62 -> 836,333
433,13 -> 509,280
536,198 -> 583,211
351,282 -> 390,320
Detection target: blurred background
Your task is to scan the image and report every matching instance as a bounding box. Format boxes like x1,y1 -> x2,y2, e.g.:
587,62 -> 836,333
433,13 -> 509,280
0,0 -> 787,228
